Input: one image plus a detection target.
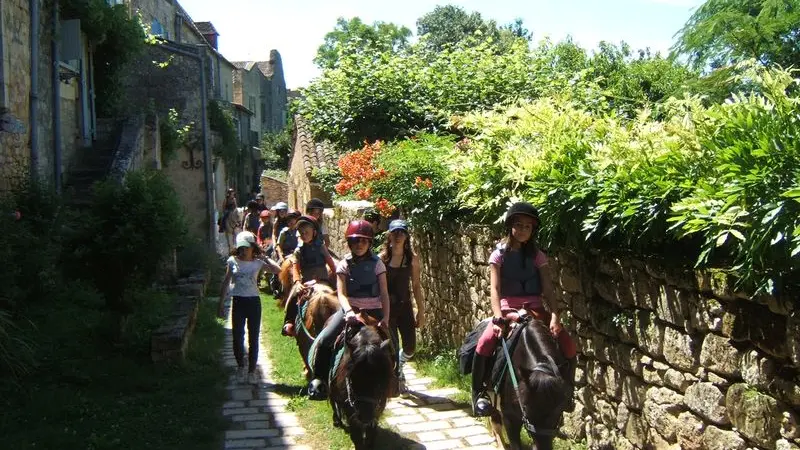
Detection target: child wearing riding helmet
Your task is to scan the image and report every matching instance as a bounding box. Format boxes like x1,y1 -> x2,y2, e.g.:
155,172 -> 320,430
306,219 -> 391,400
218,231 -> 281,384
275,209 -> 301,261
304,198 -> 330,247
257,210 -> 272,249
380,219 -> 426,394
271,202 -> 289,243
471,202 -> 577,417
281,215 -> 337,337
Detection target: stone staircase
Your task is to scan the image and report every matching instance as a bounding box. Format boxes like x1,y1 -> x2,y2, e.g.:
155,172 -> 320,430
64,118 -> 120,206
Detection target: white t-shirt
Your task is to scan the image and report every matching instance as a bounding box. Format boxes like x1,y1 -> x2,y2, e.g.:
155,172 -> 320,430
226,256 -> 266,297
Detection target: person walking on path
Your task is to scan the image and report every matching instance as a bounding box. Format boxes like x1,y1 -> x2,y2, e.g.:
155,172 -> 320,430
380,219 -> 425,394
243,201 -> 262,234
218,231 -> 281,384
306,219 -> 391,400
471,202 -> 578,417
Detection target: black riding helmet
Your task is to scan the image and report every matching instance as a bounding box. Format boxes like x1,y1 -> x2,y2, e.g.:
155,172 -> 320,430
504,202 -> 540,227
306,198 -> 325,213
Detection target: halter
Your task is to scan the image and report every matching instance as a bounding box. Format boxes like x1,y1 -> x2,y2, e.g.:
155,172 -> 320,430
500,316 -> 565,439
340,323 -> 384,427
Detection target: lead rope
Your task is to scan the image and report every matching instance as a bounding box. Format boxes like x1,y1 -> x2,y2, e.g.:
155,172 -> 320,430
500,337 -> 538,438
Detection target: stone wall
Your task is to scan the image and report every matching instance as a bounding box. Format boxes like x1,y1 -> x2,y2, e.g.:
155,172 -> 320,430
0,0 -> 54,188
259,175 -> 287,207
327,201 -> 800,450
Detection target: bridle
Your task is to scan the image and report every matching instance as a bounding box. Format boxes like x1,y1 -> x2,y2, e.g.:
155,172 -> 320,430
340,323 -> 385,426
499,314 -> 566,438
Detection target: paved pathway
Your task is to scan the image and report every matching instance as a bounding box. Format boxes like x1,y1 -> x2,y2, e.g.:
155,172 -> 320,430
383,364 -> 500,450
220,307 -> 310,450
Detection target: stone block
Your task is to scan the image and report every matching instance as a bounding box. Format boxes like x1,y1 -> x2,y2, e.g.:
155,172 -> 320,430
776,439 -> 800,450
646,386 -> 683,406
586,421 -> 615,450
700,333 -> 742,377
634,310 -> 664,357
740,350 -> 777,390
561,403 -> 587,441
624,412 -> 648,448
685,382 -> 728,425
603,366 -> 622,400
726,383 -> 783,448
689,296 -> 724,333
703,425 -> 746,450
621,375 -> 647,410
788,310 -> 800,367
677,411 -> 705,450
663,368 -> 696,393
643,399 -> 682,442
596,399 -> 616,429
616,402 -> 630,431
656,285 -> 690,328
662,326 -> 699,371
559,266 -> 583,294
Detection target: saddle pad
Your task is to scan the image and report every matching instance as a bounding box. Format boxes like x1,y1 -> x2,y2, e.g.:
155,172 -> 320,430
329,345 -> 346,385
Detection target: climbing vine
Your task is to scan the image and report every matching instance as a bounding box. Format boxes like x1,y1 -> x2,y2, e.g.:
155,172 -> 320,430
208,100 -> 241,173
60,0 -> 146,117
159,109 -> 192,166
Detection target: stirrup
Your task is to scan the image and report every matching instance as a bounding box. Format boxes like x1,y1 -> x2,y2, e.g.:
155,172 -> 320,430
308,379 -> 327,400
473,392 -> 493,417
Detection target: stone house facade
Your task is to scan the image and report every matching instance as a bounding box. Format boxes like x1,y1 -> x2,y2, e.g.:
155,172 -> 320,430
286,117 -> 335,210
1,0 -> 93,190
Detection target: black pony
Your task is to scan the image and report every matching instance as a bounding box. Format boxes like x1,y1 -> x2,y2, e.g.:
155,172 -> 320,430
330,316 -> 395,450
491,317 -> 569,450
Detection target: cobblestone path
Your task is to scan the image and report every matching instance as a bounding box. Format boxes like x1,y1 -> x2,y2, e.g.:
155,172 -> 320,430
382,364 -> 500,450
221,314 -> 310,450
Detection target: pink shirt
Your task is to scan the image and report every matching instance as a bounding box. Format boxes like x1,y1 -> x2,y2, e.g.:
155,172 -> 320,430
489,246 -> 548,311
336,257 -> 387,310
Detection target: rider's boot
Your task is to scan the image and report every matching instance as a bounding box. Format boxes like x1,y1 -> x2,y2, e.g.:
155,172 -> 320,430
471,354 -> 493,417
563,357 -> 577,412
308,346 -> 332,400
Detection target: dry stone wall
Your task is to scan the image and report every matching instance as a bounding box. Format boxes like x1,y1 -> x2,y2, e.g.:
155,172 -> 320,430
327,201 -> 800,450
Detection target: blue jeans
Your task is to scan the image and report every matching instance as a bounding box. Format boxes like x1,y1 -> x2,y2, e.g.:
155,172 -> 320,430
232,296 -> 262,372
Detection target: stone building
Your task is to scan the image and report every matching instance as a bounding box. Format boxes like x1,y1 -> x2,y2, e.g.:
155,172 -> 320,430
1,0 -> 94,190
259,173 -> 287,207
286,117 -> 335,210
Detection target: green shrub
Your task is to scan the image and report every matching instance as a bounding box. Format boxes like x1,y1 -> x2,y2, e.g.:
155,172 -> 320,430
159,108 -> 192,166
71,170 -> 187,319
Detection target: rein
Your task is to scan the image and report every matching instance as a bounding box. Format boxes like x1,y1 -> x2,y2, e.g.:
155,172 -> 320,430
500,317 -> 563,438
297,291 -> 317,341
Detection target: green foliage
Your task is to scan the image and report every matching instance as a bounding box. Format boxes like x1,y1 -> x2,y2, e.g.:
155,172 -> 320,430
260,124 -> 292,170
312,167 -> 342,196
369,134 -> 461,228
73,170 -> 187,314
315,17 -> 412,69
159,108 -> 192,166
208,100 -> 241,172
416,5 -> 500,52
262,169 -> 288,182
672,0 -> 800,70
61,0 -> 147,117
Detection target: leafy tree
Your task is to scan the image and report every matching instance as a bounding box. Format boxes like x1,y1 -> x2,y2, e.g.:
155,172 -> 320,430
260,127 -> 292,170
416,5 -> 500,51
314,17 -> 412,69
672,0 -> 800,70
500,18 -> 533,41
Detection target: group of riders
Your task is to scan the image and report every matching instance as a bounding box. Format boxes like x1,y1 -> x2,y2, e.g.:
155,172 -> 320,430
217,194 -> 578,424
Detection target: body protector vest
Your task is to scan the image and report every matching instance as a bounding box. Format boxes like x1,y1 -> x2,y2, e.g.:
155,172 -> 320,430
297,241 -> 326,270
280,227 -> 298,254
346,253 -> 380,298
498,244 -> 542,297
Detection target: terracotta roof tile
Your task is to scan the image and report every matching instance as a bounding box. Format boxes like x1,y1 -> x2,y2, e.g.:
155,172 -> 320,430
295,116 -> 337,177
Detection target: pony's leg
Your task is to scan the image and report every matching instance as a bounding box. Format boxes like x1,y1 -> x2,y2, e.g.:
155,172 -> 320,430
489,409 -> 508,450
502,413 -> 523,450
533,435 -> 555,450
349,423 -> 366,450
364,422 -> 378,449
331,401 -> 344,429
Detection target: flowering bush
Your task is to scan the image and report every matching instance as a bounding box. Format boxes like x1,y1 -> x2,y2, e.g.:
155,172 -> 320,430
334,141 -> 387,196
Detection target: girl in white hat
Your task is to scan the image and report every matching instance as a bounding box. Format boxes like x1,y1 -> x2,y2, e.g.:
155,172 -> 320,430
218,231 -> 281,384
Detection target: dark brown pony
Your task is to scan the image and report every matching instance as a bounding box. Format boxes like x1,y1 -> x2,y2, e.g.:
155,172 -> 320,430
330,314 -> 395,450
491,316 -> 569,450
291,283 -> 340,380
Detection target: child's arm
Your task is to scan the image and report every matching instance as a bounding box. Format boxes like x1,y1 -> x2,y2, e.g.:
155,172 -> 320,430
336,273 -> 353,314
539,264 -> 562,334
377,272 -> 390,328
259,255 -> 282,275
276,232 -> 285,260
217,265 -> 233,318
322,246 -> 336,279
411,254 -> 425,328
290,257 -> 303,286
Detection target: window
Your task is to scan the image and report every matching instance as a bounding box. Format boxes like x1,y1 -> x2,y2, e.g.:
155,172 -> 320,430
150,19 -> 168,39
248,96 -> 256,115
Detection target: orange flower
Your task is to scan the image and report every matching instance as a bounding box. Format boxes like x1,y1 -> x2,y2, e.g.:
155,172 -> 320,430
424,178 -> 433,189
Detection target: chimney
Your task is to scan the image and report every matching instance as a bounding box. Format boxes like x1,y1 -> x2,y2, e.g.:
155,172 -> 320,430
195,22 -> 219,50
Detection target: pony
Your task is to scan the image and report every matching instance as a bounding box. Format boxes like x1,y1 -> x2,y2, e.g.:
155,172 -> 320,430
291,283 -> 340,380
329,315 -> 395,450
490,316 -> 569,450
221,206 -> 245,253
